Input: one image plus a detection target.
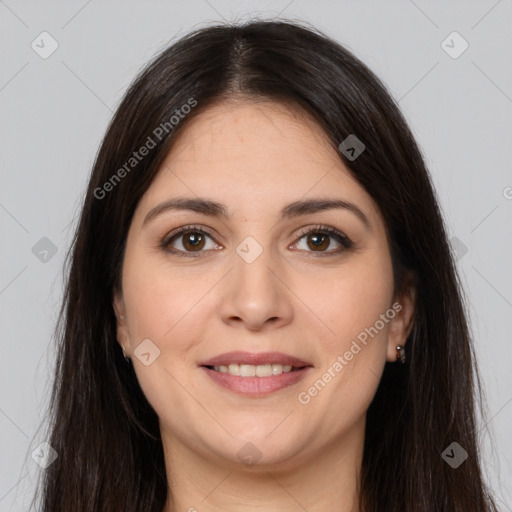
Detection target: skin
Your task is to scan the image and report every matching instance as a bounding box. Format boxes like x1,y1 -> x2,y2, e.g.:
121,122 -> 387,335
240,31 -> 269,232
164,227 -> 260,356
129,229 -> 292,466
113,99 -> 415,512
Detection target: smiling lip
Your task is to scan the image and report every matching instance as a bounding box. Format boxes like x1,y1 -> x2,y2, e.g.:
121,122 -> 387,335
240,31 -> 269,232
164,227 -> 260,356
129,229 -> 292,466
199,351 -> 313,396
201,366 -> 312,396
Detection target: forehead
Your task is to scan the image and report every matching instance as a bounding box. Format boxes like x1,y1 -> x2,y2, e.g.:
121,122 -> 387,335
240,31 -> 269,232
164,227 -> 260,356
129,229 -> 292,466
134,100 -> 382,229
168,99 -> 336,167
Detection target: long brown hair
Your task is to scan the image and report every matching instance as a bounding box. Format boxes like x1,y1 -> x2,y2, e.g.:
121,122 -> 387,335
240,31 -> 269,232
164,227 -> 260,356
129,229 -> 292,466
33,19 -> 498,511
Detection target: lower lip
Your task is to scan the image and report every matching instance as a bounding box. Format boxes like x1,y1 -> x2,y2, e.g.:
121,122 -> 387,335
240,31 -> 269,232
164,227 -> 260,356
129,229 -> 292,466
200,366 -> 312,396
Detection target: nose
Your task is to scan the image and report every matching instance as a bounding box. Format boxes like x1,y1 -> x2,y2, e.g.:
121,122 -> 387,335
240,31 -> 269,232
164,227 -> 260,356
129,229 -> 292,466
219,241 -> 294,332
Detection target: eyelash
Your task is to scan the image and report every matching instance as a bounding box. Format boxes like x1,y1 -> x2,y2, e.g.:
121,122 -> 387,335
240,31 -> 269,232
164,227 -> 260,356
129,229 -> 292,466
161,224 -> 353,258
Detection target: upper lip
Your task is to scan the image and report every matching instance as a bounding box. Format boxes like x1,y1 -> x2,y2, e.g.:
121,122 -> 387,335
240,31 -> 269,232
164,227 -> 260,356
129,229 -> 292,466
199,351 -> 312,368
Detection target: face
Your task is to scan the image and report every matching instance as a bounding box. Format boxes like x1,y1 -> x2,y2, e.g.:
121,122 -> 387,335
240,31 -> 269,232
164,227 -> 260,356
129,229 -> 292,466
113,100 -> 414,470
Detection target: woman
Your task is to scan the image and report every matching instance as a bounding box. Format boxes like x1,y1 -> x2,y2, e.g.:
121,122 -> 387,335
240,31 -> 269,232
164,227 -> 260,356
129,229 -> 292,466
33,19 -> 498,511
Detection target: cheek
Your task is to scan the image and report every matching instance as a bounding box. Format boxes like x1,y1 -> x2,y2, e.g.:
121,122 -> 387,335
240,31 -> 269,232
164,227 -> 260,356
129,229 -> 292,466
297,263 -> 393,430
300,253 -> 395,422
312,252 -> 394,345
122,249 -> 210,341
121,256 -> 211,431
121,249 -> 219,389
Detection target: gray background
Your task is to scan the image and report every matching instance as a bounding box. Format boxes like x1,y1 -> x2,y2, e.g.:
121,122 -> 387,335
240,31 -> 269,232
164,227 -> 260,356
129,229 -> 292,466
1,1 -> 511,510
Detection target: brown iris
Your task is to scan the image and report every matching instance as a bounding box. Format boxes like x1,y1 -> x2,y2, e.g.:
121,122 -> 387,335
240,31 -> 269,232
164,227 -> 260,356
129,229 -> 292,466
182,232 -> 206,251
306,232 -> 330,251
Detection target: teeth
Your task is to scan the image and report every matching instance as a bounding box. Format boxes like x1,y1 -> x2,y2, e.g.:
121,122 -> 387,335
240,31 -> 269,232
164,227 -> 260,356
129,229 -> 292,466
228,364 -> 240,375
213,363 -> 294,377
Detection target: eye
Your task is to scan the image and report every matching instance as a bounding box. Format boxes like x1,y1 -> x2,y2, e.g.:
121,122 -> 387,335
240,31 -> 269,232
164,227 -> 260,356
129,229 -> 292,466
162,225 -> 220,257
161,224 -> 353,258
291,225 -> 353,256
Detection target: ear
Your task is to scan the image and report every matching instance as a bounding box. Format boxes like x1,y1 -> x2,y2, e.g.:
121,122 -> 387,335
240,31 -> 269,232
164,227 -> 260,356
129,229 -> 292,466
386,275 -> 416,363
112,287 -> 130,356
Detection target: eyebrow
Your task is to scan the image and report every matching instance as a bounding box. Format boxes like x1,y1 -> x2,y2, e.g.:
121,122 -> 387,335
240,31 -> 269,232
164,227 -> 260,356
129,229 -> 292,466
142,197 -> 371,229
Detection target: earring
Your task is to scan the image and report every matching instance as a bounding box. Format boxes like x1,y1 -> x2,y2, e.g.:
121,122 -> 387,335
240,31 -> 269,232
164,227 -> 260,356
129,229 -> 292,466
122,347 -> 131,363
396,344 -> 406,364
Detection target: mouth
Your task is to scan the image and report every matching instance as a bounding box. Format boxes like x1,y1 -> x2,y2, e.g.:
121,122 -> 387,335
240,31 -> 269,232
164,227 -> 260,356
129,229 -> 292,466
198,351 -> 313,396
